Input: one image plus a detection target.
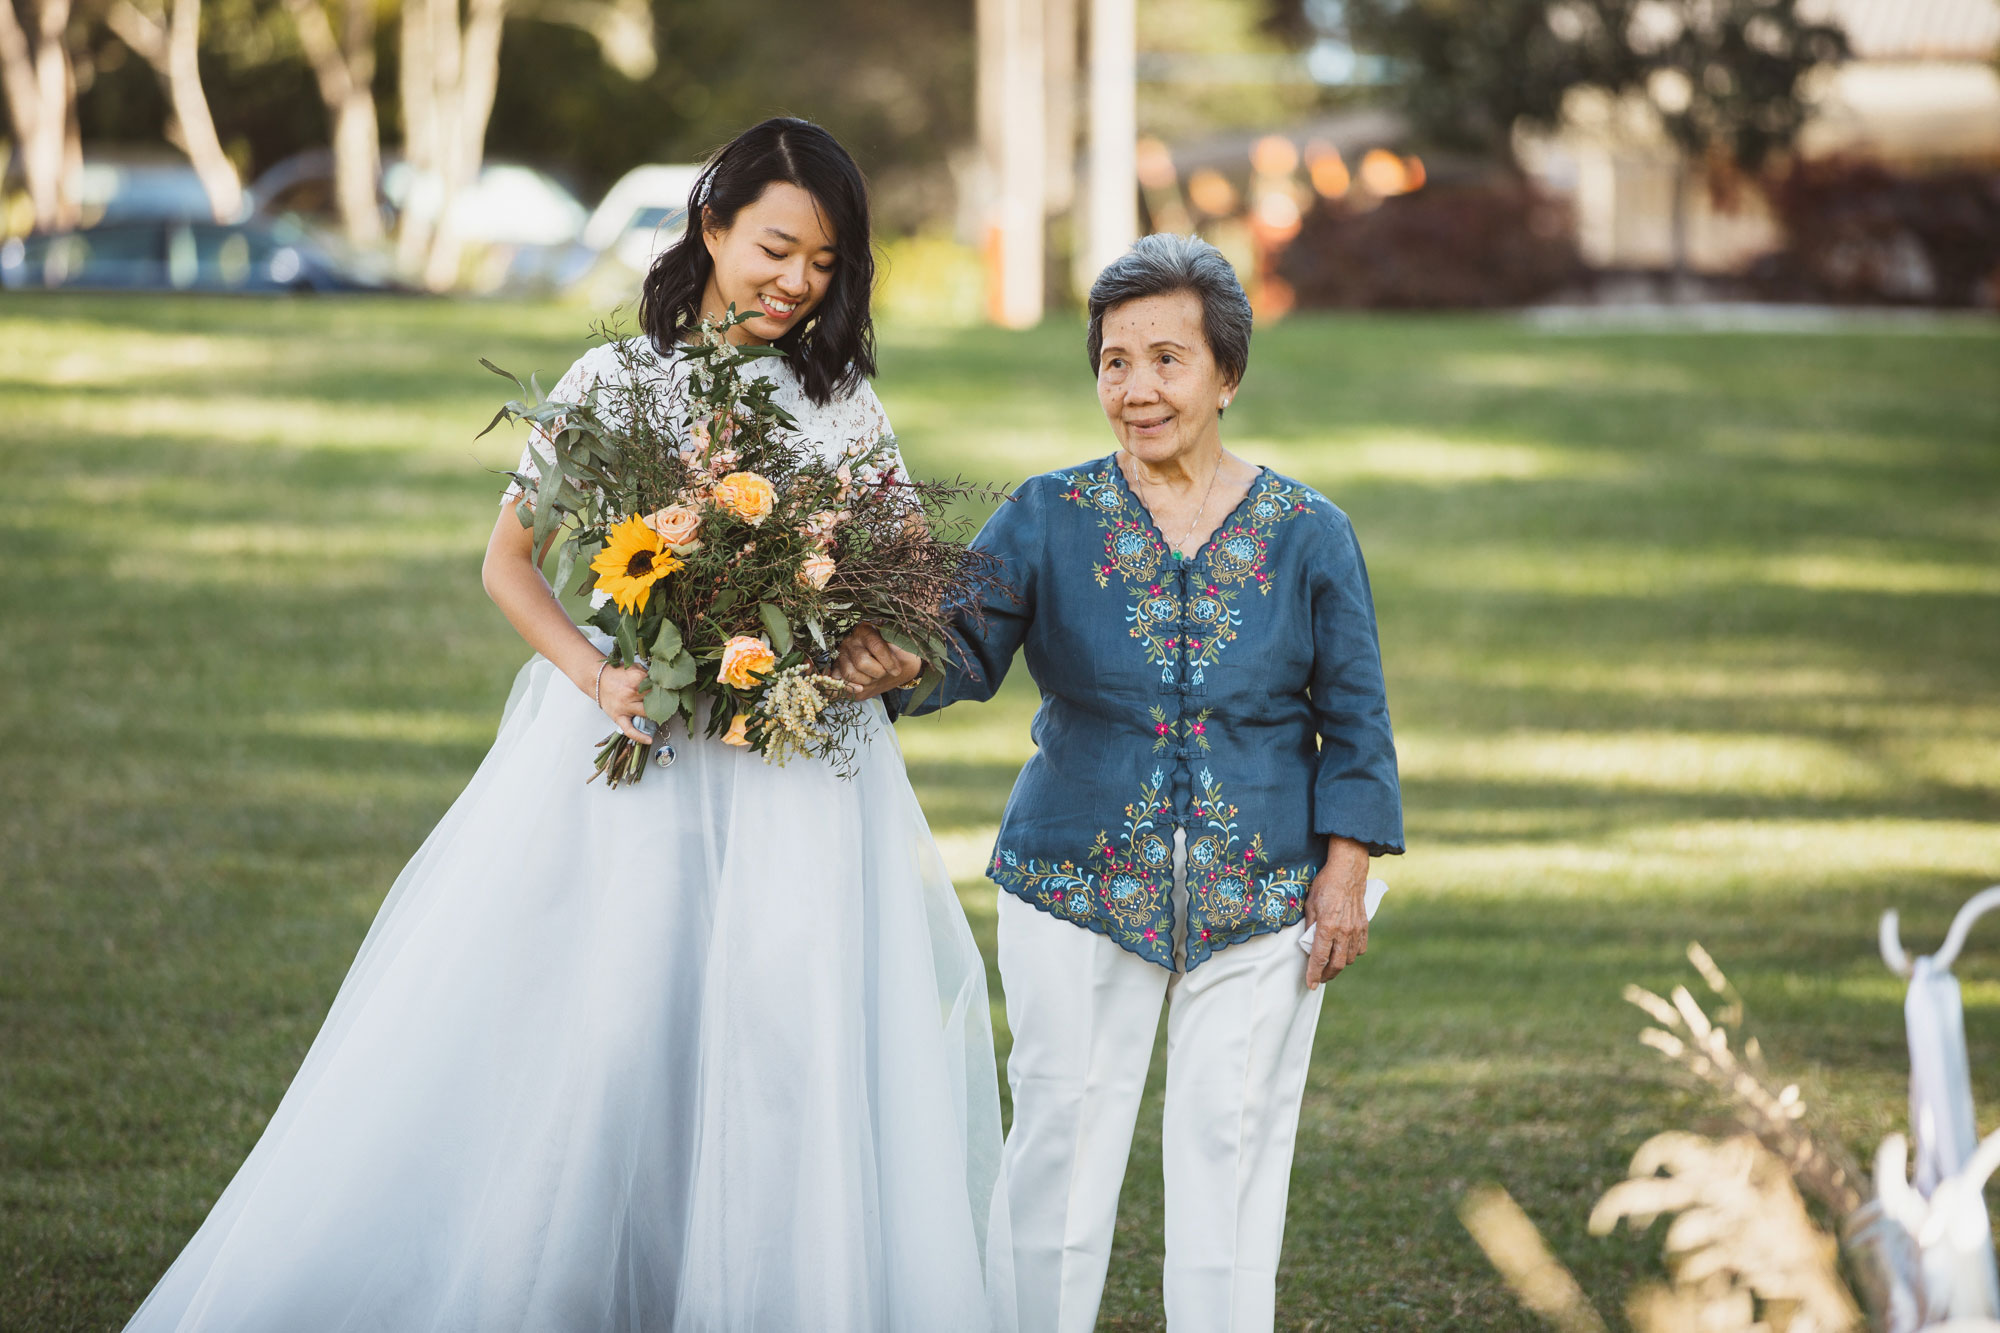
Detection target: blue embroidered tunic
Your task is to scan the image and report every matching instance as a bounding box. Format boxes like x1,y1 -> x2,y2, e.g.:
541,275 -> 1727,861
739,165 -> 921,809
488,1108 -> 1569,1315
899,454 -> 1404,970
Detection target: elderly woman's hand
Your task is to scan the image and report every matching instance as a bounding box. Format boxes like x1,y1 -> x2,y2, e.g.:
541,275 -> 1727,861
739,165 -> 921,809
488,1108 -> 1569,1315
833,623 -> 923,701
1304,835 -> 1371,990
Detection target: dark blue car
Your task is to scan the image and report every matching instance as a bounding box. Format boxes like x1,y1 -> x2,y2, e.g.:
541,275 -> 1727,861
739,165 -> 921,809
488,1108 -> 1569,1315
0,218 -> 405,293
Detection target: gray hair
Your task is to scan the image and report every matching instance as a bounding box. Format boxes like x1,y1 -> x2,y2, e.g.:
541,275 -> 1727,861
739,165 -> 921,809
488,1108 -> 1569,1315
1085,233 -> 1253,387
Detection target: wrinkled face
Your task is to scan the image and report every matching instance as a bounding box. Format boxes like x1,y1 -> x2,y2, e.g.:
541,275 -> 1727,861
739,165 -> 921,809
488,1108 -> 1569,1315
700,182 -> 837,344
1095,289 -> 1237,465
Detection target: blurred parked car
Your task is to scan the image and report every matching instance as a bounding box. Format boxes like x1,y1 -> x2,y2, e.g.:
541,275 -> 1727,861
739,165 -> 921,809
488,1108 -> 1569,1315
2,148 -> 244,237
246,147 -> 393,235
250,151 -> 593,293
80,156 -> 245,225
584,163 -> 702,271
0,218 -> 406,293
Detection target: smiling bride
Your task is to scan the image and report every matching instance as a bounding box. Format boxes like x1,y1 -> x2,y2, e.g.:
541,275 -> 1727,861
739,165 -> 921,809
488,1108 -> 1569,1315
120,118 -> 1015,1333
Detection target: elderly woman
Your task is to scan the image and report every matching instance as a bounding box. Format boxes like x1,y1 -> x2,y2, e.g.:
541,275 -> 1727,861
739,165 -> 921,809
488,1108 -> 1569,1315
841,233 -> 1402,1331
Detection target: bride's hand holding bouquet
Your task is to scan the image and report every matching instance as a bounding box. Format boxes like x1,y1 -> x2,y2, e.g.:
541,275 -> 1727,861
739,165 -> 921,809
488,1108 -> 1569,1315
484,307 -> 1004,785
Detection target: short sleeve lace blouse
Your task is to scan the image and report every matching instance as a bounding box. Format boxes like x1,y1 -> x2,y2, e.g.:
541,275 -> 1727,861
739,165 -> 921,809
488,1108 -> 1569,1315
500,336 -> 900,505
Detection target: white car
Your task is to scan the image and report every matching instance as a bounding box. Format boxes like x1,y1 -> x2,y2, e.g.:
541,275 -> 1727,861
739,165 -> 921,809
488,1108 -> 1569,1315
584,164 -> 704,272
383,160 -> 587,247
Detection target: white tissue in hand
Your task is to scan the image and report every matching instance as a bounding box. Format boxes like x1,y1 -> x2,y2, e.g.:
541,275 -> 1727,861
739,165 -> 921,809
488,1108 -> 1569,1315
1297,877 -> 1388,953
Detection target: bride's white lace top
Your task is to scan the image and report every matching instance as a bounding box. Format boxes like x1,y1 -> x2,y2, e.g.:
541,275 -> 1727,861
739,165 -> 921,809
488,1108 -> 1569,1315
501,336 -> 899,506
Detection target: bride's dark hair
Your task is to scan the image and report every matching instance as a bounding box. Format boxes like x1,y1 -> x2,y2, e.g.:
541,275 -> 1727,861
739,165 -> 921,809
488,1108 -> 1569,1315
639,117 -> 877,407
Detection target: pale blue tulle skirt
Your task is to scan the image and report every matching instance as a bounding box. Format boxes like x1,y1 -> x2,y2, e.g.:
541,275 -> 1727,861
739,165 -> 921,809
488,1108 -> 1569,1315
124,647 -> 1015,1332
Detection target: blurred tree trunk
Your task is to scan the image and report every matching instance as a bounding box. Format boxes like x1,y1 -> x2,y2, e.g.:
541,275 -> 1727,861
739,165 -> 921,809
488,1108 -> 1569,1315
284,0 -> 381,244
0,0 -> 81,229
396,0 -> 507,291
1083,0 -> 1135,279
1669,155 -> 1689,285
977,0 -> 1044,327
105,0 -> 244,222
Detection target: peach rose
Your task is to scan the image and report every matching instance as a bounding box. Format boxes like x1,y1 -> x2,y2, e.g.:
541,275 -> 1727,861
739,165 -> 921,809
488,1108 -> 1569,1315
719,635 -> 777,689
721,713 -> 752,747
797,553 -> 836,590
642,503 -> 703,550
712,471 -> 774,525
802,508 -> 844,549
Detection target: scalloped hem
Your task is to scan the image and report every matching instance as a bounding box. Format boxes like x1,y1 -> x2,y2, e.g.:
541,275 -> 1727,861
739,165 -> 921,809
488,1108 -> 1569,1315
989,874 -> 1308,973
988,874 -> 1175,970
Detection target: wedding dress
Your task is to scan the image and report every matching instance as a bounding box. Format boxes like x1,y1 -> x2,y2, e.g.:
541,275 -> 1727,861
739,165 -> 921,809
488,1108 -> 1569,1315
123,340 -> 1015,1333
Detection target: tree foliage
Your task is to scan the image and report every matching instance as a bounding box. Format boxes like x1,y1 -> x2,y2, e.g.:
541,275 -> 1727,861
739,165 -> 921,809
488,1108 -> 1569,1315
73,0 -> 976,217
1338,0 -> 1847,172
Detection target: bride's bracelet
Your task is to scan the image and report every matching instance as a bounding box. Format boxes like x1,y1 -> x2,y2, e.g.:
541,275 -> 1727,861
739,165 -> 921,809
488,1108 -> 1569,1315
593,658 -> 611,708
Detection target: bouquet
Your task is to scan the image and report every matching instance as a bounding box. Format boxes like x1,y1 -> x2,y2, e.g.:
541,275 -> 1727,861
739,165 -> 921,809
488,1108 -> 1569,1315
480,311 -> 1005,786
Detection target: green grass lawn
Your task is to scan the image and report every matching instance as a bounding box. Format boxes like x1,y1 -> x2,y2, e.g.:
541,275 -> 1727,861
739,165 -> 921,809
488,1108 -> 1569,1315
2,294 -> 1996,1331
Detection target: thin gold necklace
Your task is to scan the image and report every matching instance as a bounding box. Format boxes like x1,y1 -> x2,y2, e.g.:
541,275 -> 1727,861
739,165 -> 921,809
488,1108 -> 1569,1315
1128,453 -> 1221,559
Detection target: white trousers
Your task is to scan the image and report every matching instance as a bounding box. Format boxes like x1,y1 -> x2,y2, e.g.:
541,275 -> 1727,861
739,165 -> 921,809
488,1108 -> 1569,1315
995,859 -> 1326,1333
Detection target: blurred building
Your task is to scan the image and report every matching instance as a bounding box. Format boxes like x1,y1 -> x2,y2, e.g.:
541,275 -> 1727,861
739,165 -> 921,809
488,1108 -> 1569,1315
1518,0 -> 2000,275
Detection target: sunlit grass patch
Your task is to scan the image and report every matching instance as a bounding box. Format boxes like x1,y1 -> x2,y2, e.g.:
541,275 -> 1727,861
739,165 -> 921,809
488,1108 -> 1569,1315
1441,349 -> 1701,393
1762,551 -> 2000,596
1404,817 -> 2000,899
1245,431 -> 1619,487
2,296 -> 1994,1332
1401,729 -> 1892,798
253,708 -> 499,747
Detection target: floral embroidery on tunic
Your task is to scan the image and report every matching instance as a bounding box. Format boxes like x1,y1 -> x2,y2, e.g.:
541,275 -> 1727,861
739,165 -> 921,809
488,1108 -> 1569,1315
1180,767 -> 1315,968
1149,706 -> 1212,754
992,768 -> 1178,968
991,766 -> 1316,970
1056,459 -> 1312,686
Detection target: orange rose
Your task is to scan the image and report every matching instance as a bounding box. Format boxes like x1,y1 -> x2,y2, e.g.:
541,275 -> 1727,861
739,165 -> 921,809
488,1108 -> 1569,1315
721,713 -> 752,747
643,503 -> 703,550
798,553 -> 836,590
712,471 -> 776,526
719,635 -> 777,689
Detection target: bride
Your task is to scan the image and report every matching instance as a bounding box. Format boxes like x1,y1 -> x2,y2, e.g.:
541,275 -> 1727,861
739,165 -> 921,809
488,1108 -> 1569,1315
123,118 -> 1015,1333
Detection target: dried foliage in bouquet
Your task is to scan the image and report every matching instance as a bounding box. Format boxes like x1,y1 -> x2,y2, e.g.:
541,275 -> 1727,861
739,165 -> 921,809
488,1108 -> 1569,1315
1460,943 -> 1876,1333
1591,1132 -> 1860,1333
481,310 -> 1008,784
1623,943 -> 1866,1219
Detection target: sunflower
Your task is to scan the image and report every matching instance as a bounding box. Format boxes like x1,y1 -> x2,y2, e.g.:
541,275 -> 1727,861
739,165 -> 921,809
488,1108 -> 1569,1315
589,514 -> 684,614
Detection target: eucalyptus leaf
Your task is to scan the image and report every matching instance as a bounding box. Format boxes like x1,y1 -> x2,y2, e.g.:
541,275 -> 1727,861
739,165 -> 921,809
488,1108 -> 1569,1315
757,602 -> 794,656
643,684 -> 680,724
532,469 -> 561,548
616,616 -> 642,664
570,541 -> 602,597
551,540 -> 577,595
480,358 -> 526,393
476,404 -> 513,440
905,666 -> 943,712
651,619 -> 683,660
651,653 -> 697,690
877,625 -> 925,662
711,588 -> 741,614
805,617 -> 829,651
